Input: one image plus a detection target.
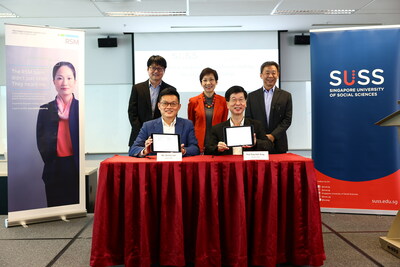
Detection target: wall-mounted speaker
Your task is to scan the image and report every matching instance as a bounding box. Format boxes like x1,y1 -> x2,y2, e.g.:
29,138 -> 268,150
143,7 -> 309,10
98,37 -> 118,47
294,35 -> 310,45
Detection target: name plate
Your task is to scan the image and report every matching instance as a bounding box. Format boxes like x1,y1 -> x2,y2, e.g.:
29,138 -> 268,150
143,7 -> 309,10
157,152 -> 182,162
243,151 -> 269,161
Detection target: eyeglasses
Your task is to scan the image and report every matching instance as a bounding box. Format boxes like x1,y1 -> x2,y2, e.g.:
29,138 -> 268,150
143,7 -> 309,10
149,66 -> 165,72
160,101 -> 179,108
229,98 -> 246,104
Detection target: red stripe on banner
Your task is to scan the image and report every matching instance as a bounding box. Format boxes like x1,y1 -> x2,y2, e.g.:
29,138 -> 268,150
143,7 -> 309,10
316,169 -> 400,210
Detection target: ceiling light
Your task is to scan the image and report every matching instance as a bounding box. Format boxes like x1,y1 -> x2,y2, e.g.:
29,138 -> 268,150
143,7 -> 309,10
272,9 -> 355,15
0,13 -> 17,18
67,27 -> 101,30
105,11 -> 186,16
311,23 -> 382,27
171,25 -> 242,29
92,0 -> 141,1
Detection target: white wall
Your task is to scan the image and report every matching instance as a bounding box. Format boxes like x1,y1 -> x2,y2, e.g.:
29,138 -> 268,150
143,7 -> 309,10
84,34 -> 132,153
85,34 -> 132,85
280,31 -> 312,150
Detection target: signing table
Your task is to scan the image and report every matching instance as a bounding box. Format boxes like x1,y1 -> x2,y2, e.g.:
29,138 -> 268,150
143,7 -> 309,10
90,154 -> 325,267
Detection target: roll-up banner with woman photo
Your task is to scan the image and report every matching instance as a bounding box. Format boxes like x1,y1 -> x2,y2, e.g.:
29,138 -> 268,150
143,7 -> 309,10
5,24 -> 85,227
310,25 -> 400,214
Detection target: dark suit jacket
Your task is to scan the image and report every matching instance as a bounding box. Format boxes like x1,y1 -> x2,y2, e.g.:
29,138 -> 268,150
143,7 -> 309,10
36,96 -> 80,181
204,118 -> 273,156
128,79 -> 174,146
129,117 -> 200,157
245,87 -> 292,153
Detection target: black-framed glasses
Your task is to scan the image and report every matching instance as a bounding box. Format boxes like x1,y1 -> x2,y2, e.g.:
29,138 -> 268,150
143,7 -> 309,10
149,66 -> 165,72
160,101 -> 179,108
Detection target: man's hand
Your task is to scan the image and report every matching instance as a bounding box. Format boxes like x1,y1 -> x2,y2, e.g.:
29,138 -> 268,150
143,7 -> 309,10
143,137 -> 153,156
217,141 -> 229,152
181,144 -> 186,155
266,134 -> 275,142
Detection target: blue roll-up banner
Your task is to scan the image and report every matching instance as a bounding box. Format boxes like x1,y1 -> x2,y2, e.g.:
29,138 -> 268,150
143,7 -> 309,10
5,24 -> 86,227
311,25 -> 400,214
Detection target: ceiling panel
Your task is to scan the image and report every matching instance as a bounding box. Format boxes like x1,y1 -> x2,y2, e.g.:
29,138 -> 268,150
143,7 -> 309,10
94,0 -> 187,13
275,0 -> 373,11
189,1 -> 278,16
0,4 -> 13,13
357,0 -> 400,14
1,0 -> 101,17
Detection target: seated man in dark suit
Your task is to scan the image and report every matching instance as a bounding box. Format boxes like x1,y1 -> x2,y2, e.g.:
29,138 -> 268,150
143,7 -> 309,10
204,85 -> 273,155
129,87 -> 200,157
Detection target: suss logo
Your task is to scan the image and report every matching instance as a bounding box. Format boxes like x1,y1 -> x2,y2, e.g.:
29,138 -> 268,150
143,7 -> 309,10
329,69 -> 384,86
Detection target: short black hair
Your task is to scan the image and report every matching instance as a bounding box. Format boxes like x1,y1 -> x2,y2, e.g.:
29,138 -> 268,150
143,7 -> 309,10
147,55 -> 167,69
260,61 -> 280,73
53,61 -> 76,80
159,87 -> 180,103
199,67 -> 218,82
225,86 -> 247,102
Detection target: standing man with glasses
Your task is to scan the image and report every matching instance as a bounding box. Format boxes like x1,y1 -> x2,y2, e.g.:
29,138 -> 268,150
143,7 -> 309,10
245,61 -> 292,154
129,87 -> 199,157
128,55 -> 175,147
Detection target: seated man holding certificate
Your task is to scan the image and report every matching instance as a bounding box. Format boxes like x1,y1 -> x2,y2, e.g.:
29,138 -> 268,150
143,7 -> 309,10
204,85 -> 273,156
129,87 -> 200,157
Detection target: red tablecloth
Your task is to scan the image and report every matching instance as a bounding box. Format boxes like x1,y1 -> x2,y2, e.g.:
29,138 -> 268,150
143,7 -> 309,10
90,154 -> 325,267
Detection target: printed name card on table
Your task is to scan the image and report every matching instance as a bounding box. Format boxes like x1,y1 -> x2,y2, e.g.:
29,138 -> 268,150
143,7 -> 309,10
157,152 -> 182,162
243,151 -> 269,161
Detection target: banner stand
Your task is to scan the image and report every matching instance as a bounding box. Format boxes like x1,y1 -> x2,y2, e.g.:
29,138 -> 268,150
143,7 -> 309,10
5,24 -> 86,225
311,26 -> 400,213
5,210 -> 86,228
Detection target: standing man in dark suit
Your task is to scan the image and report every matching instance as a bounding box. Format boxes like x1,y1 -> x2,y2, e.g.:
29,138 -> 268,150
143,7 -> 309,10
245,61 -> 292,153
128,55 -> 175,146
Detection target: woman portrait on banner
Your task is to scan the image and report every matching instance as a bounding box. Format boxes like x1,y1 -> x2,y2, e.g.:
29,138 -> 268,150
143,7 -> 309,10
188,67 -> 229,153
36,61 -> 79,207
